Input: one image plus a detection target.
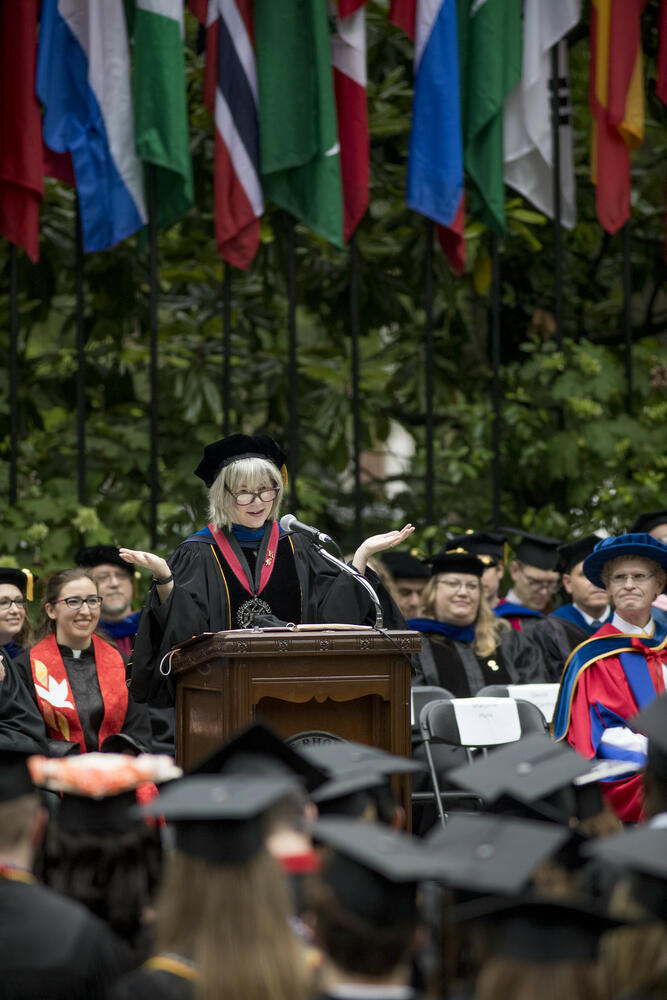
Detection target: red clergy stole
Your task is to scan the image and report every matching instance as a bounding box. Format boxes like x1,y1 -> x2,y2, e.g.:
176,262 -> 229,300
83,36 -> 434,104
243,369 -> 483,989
30,633 -> 128,753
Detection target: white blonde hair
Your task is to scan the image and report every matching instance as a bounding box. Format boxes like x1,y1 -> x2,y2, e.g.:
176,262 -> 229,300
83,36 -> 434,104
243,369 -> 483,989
208,457 -> 284,530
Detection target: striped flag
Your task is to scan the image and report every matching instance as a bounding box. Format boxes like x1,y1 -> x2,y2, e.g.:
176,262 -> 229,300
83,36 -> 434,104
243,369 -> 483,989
131,0 -> 194,231
390,0 -> 466,273
330,0 -> 369,241
0,0 -> 43,261
204,0 -> 262,269
37,0 -> 147,252
590,0 -> 647,235
503,0 -> 579,228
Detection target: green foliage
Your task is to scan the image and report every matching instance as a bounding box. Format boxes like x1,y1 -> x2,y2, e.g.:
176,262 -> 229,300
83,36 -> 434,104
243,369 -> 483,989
1,2 -> 666,574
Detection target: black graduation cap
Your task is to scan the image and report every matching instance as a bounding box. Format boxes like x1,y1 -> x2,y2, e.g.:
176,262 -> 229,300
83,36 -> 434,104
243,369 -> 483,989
630,508 -> 667,536
300,740 -> 425,778
631,693 -> 667,781
556,534 -> 603,574
74,545 -> 131,573
0,567 -> 34,601
448,895 -> 624,961
188,722 -> 329,794
425,813 -> 570,895
380,550 -> 430,580
56,789 -> 138,835
311,771 -> 387,818
445,531 -> 506,564
583,827 -> 667,921
193,433 -> 287,488
0,750 -> 35,803
503,528 -> 562,571
423,548 -> 485,578
311,817 -> 438,925
139,773 -> 300,864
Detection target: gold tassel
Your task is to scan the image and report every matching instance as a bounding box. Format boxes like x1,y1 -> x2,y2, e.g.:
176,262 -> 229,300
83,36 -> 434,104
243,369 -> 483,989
21,568 -> 34,602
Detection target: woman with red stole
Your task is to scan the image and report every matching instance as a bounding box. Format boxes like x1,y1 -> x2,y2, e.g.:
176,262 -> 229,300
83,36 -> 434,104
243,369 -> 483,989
21,569 -> 151,755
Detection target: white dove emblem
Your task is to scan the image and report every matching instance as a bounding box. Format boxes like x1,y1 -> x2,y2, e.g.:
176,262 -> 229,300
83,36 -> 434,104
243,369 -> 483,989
34,676 -> 74,710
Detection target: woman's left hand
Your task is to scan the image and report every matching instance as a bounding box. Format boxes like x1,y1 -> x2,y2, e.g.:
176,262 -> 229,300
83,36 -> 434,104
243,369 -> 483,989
352,523 -> 415,574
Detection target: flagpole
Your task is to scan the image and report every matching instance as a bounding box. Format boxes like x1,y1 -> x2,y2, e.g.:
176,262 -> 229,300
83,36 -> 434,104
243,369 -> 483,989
349,232 -> 362,547
550,44 -> 563,352
9,244 -> 19,505
148,164 -> 159,549
424,218 -> 434,527
491,234 -> 501,530
287,214 -> 298,512
222,261 -> 232,436
75,197 -> 87,510
623,221 -> 633,416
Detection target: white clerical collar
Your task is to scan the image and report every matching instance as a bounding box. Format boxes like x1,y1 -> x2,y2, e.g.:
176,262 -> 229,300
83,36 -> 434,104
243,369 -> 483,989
575,603 -> 611,626
612,612 -> 655,637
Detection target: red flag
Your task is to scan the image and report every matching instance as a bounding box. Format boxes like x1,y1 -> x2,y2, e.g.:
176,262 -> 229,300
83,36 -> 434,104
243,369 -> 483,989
389,0 -> 416,39
331,2 -> 369,241
0,0 -> 43,261
188,0 -> 209,24
589,0 -> 646,235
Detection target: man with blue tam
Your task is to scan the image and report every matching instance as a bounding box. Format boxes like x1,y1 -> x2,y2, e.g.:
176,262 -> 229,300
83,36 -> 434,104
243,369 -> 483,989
553,533 -> 667,823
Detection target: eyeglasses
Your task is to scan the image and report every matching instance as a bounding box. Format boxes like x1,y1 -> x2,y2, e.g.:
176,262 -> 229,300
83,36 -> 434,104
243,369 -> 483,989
518,569 -> 558,592
0,597 -> 28,610
53,596 -> 103,610
608,572 -> 655,587
226,487 -> 279,506
436,579 -> 480,594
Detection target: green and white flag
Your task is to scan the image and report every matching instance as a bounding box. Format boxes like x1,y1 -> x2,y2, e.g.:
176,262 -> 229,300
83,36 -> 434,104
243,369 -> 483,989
255,0 -> 344,248
131,0 -> 193,230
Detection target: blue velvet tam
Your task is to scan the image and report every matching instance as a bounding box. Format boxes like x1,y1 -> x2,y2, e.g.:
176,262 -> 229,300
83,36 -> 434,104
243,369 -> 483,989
583,533 -> 667,591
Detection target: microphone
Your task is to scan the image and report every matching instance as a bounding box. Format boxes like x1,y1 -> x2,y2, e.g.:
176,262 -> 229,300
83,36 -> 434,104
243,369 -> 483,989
279,513 -> 332,545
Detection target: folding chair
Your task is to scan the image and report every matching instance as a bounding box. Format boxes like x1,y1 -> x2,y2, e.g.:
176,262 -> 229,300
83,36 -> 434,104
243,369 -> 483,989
410,686 -> 464,816
477,683 -> 559,727
419,696 -> 548,826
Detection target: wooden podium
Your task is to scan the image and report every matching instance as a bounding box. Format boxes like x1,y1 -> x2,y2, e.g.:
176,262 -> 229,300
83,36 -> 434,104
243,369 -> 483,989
168,627 -> 419,818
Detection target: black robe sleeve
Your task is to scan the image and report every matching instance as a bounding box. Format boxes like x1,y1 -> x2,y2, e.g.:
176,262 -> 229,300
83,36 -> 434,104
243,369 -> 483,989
0,650 -> 49,753
528,615 -> 589,683
497,626 -> 550,683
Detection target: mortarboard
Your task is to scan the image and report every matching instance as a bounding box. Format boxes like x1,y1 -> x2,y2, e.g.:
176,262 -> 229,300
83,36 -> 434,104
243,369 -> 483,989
584,827 -> 667,921
630,509 -> 667,536
445,531 -> 507,564
311,771 -> 387,818
631,693 -> 667,780
311,817 -> 438,925
556,535 -> 604,575
139,773 -> 301,864
188,722 -> 328,794
381,550 -> 430,580
425,813 -> 570,896
423,549 -> 485,578
0,567 -> 34,601
300,740 -> 425,778
0,750 -> 35,803
194,433 -> 288,489
74,545 -> 131,572
503,529 -> 562,571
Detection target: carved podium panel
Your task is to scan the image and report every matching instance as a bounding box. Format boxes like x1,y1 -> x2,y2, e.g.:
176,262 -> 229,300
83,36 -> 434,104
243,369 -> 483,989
168,628 -> 419,820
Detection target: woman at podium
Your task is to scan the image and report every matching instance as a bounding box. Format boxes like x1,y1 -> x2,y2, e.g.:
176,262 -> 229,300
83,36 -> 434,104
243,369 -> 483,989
122,433 -> 407,716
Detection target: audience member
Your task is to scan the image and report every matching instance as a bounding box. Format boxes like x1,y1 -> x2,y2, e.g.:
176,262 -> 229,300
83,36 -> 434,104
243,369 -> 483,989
76,546 -> 142,658
0,568 -> 34,659
380,550 -> 430,620
444,531 -> 507,609
495,531 -> 561,632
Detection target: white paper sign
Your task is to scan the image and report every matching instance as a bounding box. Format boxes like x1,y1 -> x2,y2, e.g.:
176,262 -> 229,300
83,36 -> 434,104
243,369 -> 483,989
505,684 -> 559,724
452,697 -> 521,746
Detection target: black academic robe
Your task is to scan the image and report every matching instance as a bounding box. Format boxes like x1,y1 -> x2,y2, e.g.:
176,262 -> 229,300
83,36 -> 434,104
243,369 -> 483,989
129,526 -> 380,708
0,874 -> 125,999
529,614 -> 590,683
0,650 -> 48,753
411,627 -> 545,696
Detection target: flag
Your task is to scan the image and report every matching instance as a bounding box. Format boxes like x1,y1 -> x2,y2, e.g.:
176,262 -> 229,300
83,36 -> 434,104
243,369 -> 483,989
0,1 -> 43,261
37,0 -> 147,252
390,0 -> 466,273
255,0 -> 343,248
188,0 -> 208,22
458,0 -> 522,236
202,0 -> 263,269
131,0 -> 194,231
589,0 -> 646,235
330,0 -> 369,241
503,0 -> 579,228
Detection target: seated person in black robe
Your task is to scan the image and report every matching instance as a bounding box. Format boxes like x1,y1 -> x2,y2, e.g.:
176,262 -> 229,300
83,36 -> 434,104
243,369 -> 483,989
0,750 -> 125,999
0,648 -> 48,754
409,548 -> 546,696
121,433 -> 410,740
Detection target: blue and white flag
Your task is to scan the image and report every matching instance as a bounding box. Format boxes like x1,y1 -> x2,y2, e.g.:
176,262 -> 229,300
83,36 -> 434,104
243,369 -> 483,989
406,0 -> 463,226
38,0 -> 147,251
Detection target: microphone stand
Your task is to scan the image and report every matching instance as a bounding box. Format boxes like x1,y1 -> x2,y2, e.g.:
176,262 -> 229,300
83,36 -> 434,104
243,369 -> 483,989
311,543 -> 384,630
